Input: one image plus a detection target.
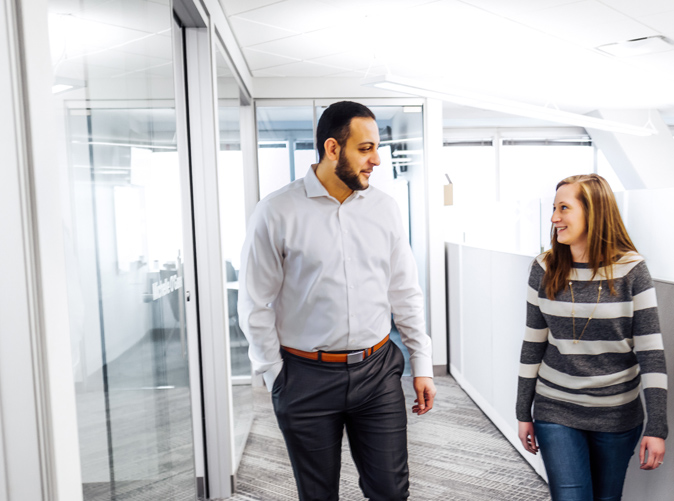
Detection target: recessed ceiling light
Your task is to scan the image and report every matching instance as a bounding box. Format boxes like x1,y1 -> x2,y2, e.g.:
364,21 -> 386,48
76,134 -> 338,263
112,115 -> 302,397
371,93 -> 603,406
597,36 -> 674,57
52,84 -> 74,94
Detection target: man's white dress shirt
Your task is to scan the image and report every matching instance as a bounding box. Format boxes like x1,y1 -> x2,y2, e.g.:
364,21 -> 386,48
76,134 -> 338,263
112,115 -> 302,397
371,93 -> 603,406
238,166 -> 433,389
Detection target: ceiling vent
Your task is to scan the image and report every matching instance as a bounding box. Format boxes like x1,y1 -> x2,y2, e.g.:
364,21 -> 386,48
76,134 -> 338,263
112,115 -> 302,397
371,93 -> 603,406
597,35 -> 674,57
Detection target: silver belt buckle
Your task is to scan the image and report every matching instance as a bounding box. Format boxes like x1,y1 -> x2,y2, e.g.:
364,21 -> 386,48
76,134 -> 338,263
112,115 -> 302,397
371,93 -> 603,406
347,351 -> 365,364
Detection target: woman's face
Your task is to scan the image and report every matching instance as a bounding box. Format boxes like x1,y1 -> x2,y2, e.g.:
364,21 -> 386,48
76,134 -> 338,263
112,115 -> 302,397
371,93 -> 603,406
552,183 -> 588,248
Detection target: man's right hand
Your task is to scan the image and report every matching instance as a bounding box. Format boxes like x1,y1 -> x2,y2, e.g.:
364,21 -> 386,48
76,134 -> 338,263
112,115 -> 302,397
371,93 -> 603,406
518,421 -> 538,455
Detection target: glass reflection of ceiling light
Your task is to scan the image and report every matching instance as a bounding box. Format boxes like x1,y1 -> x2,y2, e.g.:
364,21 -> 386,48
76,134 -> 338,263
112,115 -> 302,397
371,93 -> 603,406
52,84 -> 74,94
392,149 -> 423,156
363,76 -> 656,137
72,140 -> 177,150
379,137 -> 423,145
597,36 -> 674,57
403,106 -> 422,113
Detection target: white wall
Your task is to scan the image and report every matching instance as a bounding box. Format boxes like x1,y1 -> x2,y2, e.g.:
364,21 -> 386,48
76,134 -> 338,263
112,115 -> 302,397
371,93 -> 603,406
446,243 -> 546,477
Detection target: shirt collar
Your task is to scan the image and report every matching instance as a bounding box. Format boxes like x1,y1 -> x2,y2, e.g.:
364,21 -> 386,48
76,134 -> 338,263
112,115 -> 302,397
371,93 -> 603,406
304,165 -> 371,201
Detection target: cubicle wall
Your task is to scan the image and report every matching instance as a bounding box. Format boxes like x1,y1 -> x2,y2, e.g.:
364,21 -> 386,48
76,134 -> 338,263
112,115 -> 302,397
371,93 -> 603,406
447,242 -> 674,493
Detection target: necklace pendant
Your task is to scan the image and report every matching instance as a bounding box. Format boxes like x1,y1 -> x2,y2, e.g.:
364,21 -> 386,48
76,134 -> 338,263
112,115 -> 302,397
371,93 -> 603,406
573,340 -> 579,344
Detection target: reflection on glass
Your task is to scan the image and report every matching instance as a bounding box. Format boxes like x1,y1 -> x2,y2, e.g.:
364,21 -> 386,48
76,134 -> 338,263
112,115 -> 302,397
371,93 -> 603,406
256,106 -> 315,199
214,47 -> 253,471
49,1 -> 196,499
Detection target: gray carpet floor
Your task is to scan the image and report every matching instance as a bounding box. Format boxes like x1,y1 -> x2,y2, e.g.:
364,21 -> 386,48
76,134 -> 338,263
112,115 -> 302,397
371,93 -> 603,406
230,375 -> 551,501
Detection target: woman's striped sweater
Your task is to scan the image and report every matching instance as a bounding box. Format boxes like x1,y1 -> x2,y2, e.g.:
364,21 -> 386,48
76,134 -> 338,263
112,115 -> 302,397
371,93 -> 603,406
516,253 -> 668,439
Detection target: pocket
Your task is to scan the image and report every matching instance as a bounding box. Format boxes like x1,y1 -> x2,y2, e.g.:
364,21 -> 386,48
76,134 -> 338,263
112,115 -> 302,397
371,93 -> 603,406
390,341 -> 405,376
271,361 -> 287,396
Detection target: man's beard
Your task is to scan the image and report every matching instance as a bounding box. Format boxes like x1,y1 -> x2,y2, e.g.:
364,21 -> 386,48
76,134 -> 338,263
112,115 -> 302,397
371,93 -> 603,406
335,148 -> 367,191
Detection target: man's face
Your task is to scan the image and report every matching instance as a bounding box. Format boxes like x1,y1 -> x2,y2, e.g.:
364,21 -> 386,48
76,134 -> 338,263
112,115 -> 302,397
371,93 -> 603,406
334,117 -> 381,191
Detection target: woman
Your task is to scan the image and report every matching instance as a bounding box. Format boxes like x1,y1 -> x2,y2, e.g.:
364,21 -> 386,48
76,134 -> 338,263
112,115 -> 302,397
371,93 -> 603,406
516,174 -> 667,501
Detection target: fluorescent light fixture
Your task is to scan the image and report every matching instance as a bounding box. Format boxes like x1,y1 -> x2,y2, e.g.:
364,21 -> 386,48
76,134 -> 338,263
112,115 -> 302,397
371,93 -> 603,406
52,84 -> 74,94
403,106 -> 422,113
72,140 -> 177,150
392,149 -> 423,156
597,36 -> 674,57
363,75 -> 656,137
379,137 -> 423,145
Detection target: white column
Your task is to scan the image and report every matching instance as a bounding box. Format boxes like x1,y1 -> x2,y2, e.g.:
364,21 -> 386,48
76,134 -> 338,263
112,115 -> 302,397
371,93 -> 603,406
424,98 -> 448,372
1,0 -> 83,500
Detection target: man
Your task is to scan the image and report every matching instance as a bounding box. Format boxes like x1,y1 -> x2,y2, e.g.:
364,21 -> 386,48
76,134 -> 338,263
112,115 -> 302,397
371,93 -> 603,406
238,101 -> 435,500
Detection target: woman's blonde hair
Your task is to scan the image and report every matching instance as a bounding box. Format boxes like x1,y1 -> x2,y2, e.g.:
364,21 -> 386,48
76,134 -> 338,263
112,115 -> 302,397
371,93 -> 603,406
543,173 -> 637,299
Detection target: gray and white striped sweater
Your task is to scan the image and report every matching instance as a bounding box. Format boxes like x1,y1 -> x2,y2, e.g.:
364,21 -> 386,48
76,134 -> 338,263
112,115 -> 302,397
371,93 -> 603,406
516,253 -> 668,438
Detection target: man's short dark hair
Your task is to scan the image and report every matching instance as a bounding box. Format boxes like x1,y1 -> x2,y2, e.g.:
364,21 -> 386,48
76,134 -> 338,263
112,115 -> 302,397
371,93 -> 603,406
316,101 -> 376,161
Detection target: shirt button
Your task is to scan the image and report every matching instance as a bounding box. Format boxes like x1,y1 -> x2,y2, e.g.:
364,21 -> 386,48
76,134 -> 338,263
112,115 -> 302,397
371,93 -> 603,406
343,229 -> 348,234
349,285 -> 354,289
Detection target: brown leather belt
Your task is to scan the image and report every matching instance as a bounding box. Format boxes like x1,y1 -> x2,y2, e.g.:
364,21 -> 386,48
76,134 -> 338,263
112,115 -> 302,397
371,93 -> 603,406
282,335 -> 390,364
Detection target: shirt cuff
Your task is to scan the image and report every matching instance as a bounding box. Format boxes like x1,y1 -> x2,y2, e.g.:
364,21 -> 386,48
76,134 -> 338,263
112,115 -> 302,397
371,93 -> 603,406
262,360 -> 284,392
410,357 -> 434,378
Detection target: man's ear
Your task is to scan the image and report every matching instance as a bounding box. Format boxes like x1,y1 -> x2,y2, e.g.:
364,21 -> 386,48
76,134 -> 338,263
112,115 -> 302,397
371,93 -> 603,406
324,138 -> 340,161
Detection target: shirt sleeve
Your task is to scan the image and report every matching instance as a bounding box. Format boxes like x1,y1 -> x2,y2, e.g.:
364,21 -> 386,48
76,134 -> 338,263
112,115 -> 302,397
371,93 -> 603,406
516,259 -> 549,422
631,261 -> 668,439
387,209 -> 433,378
237,202 -> 284,390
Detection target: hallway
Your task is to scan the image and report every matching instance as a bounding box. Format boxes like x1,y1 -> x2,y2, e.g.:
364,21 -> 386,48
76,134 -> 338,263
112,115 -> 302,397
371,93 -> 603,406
229,375 -> 550,501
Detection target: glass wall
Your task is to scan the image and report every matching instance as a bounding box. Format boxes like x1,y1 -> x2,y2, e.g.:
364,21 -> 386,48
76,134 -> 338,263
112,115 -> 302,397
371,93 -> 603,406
440,136 -> 671,279
49,1 -> 196,499
256,105 -> 315,198
214,45 -> 253,471
442,137 -> 598,255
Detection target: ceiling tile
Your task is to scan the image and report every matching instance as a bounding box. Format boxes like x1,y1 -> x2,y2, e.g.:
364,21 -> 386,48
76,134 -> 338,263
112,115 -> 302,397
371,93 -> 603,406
49,14 -> 156,58
247,29 -> 360,61
115,33 -> 173,60
49,0 -> 109,15
146,62 -> 175,78
308,51 -> 379,71
312,0 -> 438,17
243,48 -> 300,70
639,11 -> 674,38
232,0 -> 346,33
459,0 -> 579,16
88,50 -> 169,72
620,50 -> 674,79
600,0 -> 674,18
76,0 -> 171,34
222,0 -> 286,17
251,68 -> 291,77
228,16 -> 298,47
327,70 -> 369,78
111,61 -> 173,78
264,60 -> 350,77
514,0 -> 659,47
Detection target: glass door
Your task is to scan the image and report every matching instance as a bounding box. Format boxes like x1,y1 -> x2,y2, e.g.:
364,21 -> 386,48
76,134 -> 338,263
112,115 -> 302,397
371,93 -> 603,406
49,1 -> 198,499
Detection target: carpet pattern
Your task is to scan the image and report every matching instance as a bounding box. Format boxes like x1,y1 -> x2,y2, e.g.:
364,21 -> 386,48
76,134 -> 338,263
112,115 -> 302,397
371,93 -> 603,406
230,375 -> 551,500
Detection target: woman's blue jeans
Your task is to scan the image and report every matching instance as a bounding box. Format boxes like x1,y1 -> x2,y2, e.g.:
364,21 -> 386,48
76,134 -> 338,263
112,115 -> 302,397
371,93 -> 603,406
534,421 -> 643,501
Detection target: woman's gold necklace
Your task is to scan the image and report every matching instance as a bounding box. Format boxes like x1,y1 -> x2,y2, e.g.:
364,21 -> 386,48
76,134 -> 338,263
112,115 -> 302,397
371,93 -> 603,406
569,279 -> 602,344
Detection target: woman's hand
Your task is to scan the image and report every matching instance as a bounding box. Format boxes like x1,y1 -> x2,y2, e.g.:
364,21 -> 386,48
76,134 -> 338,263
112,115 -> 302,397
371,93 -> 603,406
518,421 -> 539,455
640,436 -> 665,470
